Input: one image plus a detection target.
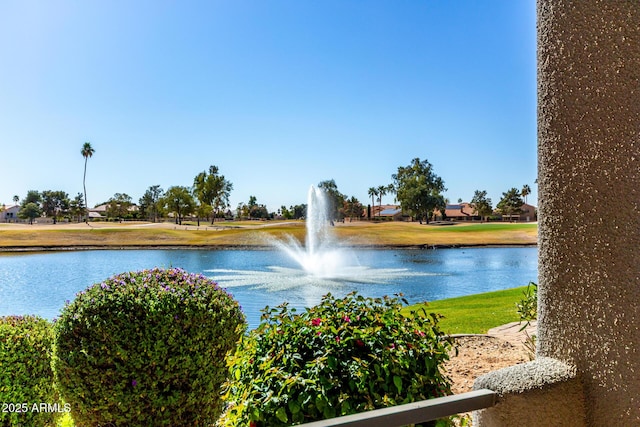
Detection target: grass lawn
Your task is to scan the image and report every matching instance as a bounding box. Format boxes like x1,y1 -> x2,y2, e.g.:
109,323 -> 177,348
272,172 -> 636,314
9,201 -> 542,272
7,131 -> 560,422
403,286 -> 528,334
0,221 -> 536,249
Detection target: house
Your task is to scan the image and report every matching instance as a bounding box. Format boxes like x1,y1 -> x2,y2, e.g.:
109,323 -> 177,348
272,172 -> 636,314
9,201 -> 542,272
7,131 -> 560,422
442,203 -> 480,221
0,205 -> 20,222
500,203 -> 537,222
369,204 -> 404,220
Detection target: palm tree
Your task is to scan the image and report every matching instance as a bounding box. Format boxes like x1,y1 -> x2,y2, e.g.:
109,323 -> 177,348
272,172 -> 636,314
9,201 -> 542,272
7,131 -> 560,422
12,195 -> 19,205
367,187 -> 377,219
521,184 -> 531,204
376,185 -> 387,217
81,142 -> 95,221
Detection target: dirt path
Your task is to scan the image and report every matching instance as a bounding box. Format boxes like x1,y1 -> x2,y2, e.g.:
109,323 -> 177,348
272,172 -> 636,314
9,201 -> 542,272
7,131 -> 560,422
446,321 -> 537,395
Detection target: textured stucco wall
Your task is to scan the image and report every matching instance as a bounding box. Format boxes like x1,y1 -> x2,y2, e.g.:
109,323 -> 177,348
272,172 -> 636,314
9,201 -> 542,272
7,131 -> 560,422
537,0 -> 640,424
473,357 -> 585,426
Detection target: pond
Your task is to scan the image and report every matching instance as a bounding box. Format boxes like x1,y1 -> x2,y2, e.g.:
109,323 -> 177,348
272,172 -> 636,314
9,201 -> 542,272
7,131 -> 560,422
0,247 -> 537,329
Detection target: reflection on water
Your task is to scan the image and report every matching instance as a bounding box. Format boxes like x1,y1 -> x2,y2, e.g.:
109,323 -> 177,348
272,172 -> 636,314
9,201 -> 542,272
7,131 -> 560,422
0,248 -> 537,329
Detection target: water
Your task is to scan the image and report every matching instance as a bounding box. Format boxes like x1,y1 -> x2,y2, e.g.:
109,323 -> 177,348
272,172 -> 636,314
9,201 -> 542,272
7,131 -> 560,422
0,247 -> 537,329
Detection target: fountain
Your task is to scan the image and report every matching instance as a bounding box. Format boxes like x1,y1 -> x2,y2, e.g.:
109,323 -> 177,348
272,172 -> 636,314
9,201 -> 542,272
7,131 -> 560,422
209,185 -> 424,290
271,186 -> 354,279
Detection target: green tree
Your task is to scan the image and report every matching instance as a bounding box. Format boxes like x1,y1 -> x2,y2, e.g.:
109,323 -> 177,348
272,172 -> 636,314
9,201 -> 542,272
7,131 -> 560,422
81,142 -> 95,221
280,205 -> 293,220
106,193 -> 133,221
376,185 -> 388,217
470,190 -> 493,222
41,190 -> 70,224
392,157 -> 446,224
344,196 -> 363,221
367,187 -> 377,219
497,187 -> 524,221
69,193 -> 85,222
12,195 -> 19,205
521,184 -> 531,204
139,185 -> 164,222
318,179 -> 345,221
292,204 -> 306,220
193,166 -> 233,224
162,186 -> 195,225
18,202 -> 42,224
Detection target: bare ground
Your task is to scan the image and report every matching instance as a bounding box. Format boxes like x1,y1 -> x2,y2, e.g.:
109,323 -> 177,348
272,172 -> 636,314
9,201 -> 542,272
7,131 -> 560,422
444,321 -> 537,424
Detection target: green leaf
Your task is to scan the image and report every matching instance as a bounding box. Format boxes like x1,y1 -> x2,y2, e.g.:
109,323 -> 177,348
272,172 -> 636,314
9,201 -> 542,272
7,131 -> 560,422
393,375 -> 403,394
288,399 -> 301,414
276,406 -> 288,423
327,356 -> 337,369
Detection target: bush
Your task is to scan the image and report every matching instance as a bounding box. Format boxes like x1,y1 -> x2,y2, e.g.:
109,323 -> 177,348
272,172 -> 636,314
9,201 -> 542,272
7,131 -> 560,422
516,281 -> 538,323
516,281 -> 538,360
0,315 -> 62,427
53,267 -> 246,426
219,292 -> 453,426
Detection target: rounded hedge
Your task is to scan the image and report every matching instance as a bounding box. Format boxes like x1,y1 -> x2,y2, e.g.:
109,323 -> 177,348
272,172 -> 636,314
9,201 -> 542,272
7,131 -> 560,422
219,292 -> 453,426
0,315 -> 61,427
53,267 -> 246,426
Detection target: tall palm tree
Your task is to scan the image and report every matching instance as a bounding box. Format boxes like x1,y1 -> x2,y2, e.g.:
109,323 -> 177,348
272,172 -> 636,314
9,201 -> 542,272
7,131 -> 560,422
376,185 -> 388,217
521,184 -> 531,204
367,187 -> 377,219
81,142 -> 95,221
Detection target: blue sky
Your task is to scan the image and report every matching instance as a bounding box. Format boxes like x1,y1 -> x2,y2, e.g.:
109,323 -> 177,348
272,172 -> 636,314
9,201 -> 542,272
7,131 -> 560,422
0,1 -> 537,212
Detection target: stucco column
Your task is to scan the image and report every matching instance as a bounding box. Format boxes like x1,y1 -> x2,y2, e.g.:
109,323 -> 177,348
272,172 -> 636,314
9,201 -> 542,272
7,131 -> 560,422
537,0 -> 640,424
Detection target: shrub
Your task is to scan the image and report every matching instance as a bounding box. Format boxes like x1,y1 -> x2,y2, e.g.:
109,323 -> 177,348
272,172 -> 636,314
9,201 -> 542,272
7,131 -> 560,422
516,281 -> 538,323
516,281 -> 538,360
0,315 -> 62,427
53,267 -> 246,426
219,292 -> 453,426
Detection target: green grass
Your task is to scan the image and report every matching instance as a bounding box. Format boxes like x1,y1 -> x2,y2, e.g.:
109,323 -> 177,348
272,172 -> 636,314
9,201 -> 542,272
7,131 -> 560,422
403,286 -> 527,334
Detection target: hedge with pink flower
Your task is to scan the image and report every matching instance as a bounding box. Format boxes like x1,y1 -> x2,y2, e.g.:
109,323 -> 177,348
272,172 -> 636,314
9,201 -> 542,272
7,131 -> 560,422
219,292 -> 453,426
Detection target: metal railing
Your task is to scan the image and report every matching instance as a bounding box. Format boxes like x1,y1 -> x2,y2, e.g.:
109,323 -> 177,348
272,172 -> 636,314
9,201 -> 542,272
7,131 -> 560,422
299,389 -> 497,427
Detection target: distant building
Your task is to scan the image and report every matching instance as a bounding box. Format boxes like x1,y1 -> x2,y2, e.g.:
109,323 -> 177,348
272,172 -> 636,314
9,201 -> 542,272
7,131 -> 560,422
500,203 -> 537,222
0,205 -> 20,222
439,203 -> 480,221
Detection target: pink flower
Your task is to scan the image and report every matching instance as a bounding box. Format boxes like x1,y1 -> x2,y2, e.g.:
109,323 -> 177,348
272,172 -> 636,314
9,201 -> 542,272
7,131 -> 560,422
415,330 -> 426,337
335,336 -> 341,343
355,339 -> 365,347
311,318 -> 322,326
343,316 -> 351,323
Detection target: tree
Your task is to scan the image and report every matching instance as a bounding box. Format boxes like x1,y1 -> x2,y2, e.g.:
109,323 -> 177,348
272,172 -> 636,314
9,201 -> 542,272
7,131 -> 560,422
12,195 -> 19,205
18,202 -> 42,225
497,188 -> 524,221
367,187 -> 377,219
193,166 -> 233,224
292,204 -> 306,220
318,179 -> 345,221
521,184 -> 531,204
470,190 -> 493,222
162,186 -> 195,225
69,193 -> 85,222
376,185 -> 388,217
81,142 -> 95,221
106,193 -> 133,221
392,158 -> 446,224
139,185 -> 164,222
41,190 -> 70,224
17,191 -> 42,224
344,196 -> 363,221
195,203 -> 213,227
